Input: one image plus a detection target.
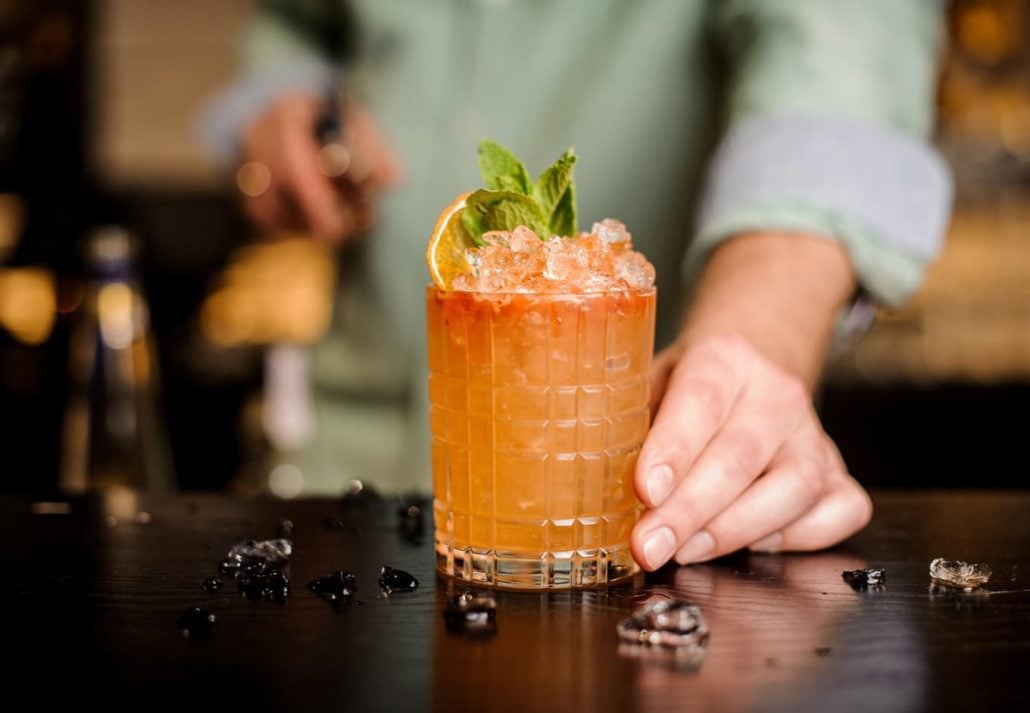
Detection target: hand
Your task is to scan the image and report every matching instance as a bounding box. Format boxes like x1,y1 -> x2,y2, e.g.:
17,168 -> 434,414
240,93 -> 402,244
630,334 -> 873,571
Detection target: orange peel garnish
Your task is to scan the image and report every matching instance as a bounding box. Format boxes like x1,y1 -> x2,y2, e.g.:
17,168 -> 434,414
426,192 -> 473,290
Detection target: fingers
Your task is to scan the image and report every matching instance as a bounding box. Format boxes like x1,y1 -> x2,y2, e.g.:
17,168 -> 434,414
635,335 -> 749,509
344,102 -> 404,189
280,126 -> 350,242
632,373 -> 806,570
243,187 -> 287,234
337,180 -> 376,234
670,425 -> 829,563
750,439 -> 871,553
652,426 -> 869,567
755,472 -> 873,553
630,334 -> 872,573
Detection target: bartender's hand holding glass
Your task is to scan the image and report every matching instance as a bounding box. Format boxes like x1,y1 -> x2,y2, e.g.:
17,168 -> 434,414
631,232 -> 873,570
239,93 -> 402,244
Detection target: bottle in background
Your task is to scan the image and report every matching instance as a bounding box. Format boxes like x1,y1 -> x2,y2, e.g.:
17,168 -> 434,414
60,226 -> 173,493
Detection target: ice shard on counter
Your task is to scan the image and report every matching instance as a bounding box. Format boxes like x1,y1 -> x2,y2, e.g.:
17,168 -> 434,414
842,568 -> 886,589
218,538 -> 293,601
929,558 -> 992,590
226,538 -> 293,566
617,598 -> 708,667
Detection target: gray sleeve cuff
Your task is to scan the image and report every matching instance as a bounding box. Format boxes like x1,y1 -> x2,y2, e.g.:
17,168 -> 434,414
688,113 -> 953,307
197,56 -> 341,164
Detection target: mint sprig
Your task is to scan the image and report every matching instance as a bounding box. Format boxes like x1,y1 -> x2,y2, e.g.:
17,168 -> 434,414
477,141 -> 532,195
533,147 -> 576,238
463,140 -> 577,245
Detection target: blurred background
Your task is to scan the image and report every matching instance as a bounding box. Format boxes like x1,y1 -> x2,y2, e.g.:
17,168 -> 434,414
0,0 -> 1027,494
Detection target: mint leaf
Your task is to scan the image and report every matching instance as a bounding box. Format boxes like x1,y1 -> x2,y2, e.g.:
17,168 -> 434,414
495,175 -> 526,194
464,189 -> 548,241
478,141 -> 531,195
461,141 -> 579,244
547,178 -> 576,238
460,209 -> 487,247
533,147 -> 577,237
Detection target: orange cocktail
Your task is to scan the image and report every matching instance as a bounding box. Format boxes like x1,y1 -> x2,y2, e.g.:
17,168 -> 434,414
425,142 -> 656,588
428,281 -> 655,588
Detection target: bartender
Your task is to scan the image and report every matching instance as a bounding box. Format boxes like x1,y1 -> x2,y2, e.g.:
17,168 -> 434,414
203,0 -> 952,571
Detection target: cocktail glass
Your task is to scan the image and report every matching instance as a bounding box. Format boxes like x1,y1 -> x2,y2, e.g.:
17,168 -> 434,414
427,285 -> 655,589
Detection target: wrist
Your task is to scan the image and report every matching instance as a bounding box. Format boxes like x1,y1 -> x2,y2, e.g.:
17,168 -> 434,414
678,231 -> 856,388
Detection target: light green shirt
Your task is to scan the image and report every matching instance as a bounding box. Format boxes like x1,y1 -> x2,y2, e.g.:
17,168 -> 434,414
213,0 -> 950,493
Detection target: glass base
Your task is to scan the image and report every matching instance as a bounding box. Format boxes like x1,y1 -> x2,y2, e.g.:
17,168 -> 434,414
435,538 -> 639,590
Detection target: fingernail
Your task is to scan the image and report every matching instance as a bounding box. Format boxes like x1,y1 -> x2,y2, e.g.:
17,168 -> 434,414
642,526 -> 676,570
676,530 -> 715,564
645,464 -> 674,506
750,531 -> 783,552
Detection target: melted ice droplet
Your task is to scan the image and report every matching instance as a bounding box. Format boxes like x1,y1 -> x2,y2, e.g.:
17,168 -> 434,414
929,558 -> 992,589
202,576 -> 224,593
378,565 -> 419,594
218,559 -> 241,575
177,607 -> 216,640
307,571 -> 358,602
443,592 -> 497,636
237,563 -> 290,601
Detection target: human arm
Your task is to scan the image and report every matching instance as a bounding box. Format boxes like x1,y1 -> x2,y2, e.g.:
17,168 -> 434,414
631,231 -> 870,568
629,0 -> 953,569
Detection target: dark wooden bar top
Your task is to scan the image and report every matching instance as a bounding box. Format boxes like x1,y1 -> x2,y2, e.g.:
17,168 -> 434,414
3,490 -> 1028,711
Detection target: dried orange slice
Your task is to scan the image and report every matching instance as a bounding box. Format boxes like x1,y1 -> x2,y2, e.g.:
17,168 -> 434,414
426,192 -> 473,290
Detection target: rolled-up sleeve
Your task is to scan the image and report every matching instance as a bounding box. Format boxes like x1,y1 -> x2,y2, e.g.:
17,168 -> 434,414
198,10 -> 340,162
687,0 -> 953,307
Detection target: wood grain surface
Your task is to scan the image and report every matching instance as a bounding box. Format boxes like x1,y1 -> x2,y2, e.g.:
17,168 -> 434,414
2,490 -> 1028,712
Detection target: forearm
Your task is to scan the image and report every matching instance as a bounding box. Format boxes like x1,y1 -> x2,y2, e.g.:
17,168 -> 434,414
677,232 -> 857,390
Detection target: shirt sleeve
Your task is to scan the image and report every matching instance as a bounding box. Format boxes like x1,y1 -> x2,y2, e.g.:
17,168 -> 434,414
197,5 -> 342,163
687,0 -> 953,308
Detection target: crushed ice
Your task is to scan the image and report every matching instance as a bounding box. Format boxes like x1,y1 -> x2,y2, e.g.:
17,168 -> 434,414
455,220 -> 655,293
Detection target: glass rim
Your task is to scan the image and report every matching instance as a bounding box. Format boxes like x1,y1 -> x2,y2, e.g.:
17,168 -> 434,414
425,283 -> 656,297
